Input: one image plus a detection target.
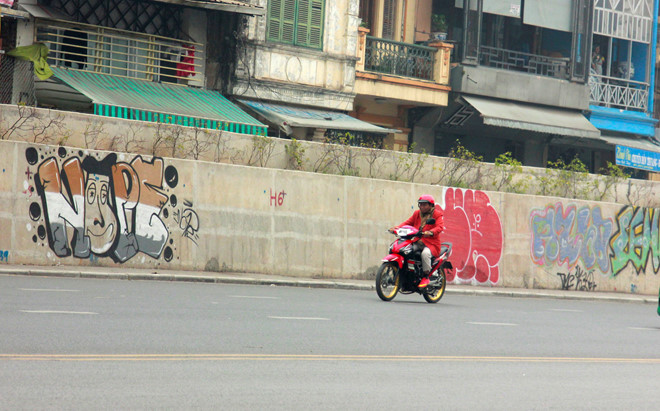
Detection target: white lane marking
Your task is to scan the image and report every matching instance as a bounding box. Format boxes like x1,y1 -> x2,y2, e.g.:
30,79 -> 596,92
467,322 -> 518,326
20,310 -> 98,315
269,316 -> 330,321
549,309 -> 582,312
19,288 -> 80,292
230,295 -> 280,300
628,327 -> 658,331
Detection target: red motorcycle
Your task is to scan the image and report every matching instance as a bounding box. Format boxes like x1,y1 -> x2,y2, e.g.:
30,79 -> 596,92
376,218 -> 453,303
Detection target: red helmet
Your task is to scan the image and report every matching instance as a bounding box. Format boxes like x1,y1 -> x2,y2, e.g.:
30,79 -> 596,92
418,194 -> 435,206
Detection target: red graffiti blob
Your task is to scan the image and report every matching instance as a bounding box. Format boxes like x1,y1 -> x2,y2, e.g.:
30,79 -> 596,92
441,188 -> 503,285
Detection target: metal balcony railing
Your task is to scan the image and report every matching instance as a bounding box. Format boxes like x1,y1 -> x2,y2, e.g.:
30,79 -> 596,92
589,74 -> 649,111
479,46 -> 570,80
34,19 -> 203,84
363,36 -> 435,81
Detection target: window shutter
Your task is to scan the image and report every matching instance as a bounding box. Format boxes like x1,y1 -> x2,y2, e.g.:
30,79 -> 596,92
282,1 -> 296,44
268,0 -> 323,48
268,0 -> 295,44
296,0 -> 311,45
267,0 -> 283,42
308,0 -> 324,49
382,0 -> 396,40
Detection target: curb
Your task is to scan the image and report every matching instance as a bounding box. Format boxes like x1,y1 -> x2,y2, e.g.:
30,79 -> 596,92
0,267 -> 654,304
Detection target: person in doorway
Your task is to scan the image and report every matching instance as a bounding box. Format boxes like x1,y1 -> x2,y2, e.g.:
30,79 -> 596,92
591,45 -> 604,76
389,194 -> 444,288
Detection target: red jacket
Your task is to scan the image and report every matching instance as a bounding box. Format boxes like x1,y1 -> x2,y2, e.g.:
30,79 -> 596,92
396,207 -> 445,256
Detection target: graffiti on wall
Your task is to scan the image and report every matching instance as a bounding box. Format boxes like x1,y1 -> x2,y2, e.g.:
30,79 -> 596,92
25,146 -> 197,263
530,203 -> 613,273
268,188 -> 287,207
0,250 -> 9,262
609,206 -> 660,276
556,265 -> 597,291
441,188 -> 503,285
173,199 -> 200,245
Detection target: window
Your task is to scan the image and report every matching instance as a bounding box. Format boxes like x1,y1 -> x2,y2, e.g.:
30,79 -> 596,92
382,0 -> 396,40
267,0 -> 325,49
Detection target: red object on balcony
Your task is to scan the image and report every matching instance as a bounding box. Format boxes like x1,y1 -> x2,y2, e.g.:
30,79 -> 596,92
176,45 -> 195,78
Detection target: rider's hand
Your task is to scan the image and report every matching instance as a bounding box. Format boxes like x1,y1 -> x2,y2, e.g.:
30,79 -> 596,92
388,227 -> 396,234
423,231 -> 433,236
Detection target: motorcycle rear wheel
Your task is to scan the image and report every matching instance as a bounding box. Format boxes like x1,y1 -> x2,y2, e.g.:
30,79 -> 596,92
376,263 -> 400,301
423,268 -> 447,303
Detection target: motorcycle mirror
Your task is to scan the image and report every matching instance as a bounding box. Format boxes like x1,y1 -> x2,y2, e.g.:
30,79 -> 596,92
426,218 -> 435,225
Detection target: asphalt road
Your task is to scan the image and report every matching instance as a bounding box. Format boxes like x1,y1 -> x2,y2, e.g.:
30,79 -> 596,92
1,274 -> 659,410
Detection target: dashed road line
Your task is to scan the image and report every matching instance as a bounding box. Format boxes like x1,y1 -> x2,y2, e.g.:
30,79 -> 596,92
268,316 -> 330,321
19,310 -> 97,315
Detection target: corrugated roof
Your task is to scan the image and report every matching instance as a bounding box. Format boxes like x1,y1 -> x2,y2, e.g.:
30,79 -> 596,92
52,67 -> 266,135
150,0 -> 264,15
239,100 -> 400,135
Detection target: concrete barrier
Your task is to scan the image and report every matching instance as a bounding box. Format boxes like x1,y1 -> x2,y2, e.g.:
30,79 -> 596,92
0,139 -> 658,296
2,104 -> 657,208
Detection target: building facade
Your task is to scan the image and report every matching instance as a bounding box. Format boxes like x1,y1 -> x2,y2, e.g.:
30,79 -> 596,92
412,0 -> 659,176
1,0 -> 266,135
231,0 -> 452,150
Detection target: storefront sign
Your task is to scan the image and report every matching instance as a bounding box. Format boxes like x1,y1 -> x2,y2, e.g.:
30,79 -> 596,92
615,145 -> 660,172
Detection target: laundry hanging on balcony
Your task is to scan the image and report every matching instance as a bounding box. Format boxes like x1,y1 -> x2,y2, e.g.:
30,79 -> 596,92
7,43 -> 53,80
176,45 -> 195,78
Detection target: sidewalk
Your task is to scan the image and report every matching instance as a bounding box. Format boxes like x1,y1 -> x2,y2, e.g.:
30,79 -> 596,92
0,264 -> 655,304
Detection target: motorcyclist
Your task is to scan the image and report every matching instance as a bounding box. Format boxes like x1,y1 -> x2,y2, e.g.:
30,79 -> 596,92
389,194 -> 444,288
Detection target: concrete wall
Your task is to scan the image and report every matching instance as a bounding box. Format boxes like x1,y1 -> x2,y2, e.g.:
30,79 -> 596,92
451,65 -> 590,111
1,139 -> 659,296
1,104 -> 658,208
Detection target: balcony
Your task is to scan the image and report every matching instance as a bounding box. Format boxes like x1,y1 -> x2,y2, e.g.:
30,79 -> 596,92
479,46 -> 570,80
34,19 -> 204,85
450,49 -> 589,111
355,27 -> 452,106
363,37 -> 435,81
589,74 -> 649,112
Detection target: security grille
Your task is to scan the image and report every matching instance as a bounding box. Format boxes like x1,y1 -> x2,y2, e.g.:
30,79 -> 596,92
35,20 -> 203,84
0,54 -> 36,106
40,0 -> 183,38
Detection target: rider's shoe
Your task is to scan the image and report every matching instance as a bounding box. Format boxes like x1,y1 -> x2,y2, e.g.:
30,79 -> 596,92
418,276 -> 430,288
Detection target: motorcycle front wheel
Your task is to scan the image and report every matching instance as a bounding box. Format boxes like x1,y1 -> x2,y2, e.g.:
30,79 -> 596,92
376,262 -> 400,301
423,268 -> 447,303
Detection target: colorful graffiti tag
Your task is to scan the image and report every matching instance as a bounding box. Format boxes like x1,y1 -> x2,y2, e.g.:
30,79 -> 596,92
441,188 -> 503,285
609,206 -> 660,276
530,203 -> 613,273
25,146 -> 197,263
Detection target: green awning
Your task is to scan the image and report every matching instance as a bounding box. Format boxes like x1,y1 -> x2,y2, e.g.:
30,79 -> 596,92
51,67 -> 266,135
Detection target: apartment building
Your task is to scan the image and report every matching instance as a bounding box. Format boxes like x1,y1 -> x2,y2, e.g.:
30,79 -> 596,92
417,0 -> 659,176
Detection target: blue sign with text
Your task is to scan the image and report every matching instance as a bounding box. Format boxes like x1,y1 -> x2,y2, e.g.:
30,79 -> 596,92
615,145 -> 660,172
